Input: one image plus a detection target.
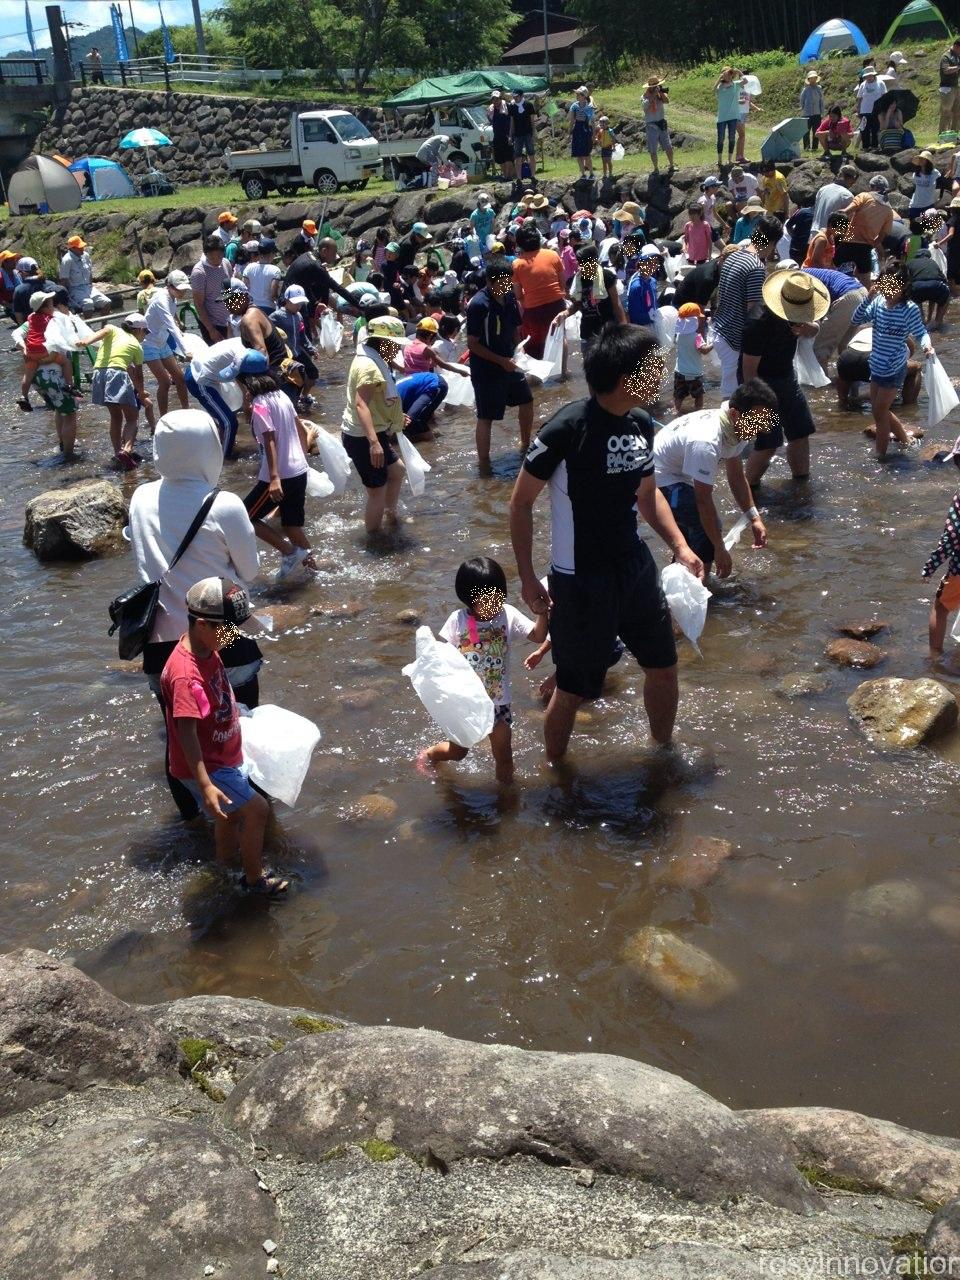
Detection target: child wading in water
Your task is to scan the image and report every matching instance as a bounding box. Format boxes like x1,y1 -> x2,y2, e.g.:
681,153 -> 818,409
417,557 -> 546,784
19,289 -> 78,412
925,448 -> 960,654
161,576 -> 288,898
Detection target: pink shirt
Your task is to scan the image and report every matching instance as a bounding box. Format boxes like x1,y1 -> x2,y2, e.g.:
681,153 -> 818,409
683,219 -> 713,263
251,390 -> 308,483
560,244 -> 578,281
403,339 -> 434,374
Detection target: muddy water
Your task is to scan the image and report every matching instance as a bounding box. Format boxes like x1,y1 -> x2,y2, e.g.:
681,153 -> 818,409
2,334 -> 960,1133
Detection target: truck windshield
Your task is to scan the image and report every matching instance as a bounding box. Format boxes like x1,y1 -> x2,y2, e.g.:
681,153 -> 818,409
461,106 -> 487,130
327,113 -> 373,143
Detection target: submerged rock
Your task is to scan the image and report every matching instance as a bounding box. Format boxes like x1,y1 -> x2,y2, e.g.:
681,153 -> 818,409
845,880 -> 925,929
226,1024 -> 815,1210
23,479 -> 127,560
747,1106 -> 960,1205
658,837 -> 736,890
836,619 -> 888,640
621,926 -> 738,1008
847,677 -> 958,749
348,793 -> 399,820
775,672 -> 830,701
0,1117 -> 277,1280
0,948 -> 175,1117
825,638 -> 886,669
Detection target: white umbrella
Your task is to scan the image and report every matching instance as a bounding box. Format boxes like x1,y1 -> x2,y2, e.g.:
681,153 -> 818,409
119,127 -> 172,171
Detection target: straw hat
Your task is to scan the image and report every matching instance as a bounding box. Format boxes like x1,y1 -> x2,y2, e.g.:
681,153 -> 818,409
611,200 -> 644,224
740,198 -> 765,215
805,71 -> 820,83
527,193 -> 548,209
762,270 -> 830,324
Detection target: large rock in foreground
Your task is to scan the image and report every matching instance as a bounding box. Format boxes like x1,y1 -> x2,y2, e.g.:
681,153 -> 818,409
847,677 -> 958,749
226,1024 -> 816,1211
747,1106 -> 960,1205
23,478 -> 127,560
0,1117 -> 278,1280
0,948 -> 175,1117
926,1199 -> 960,1276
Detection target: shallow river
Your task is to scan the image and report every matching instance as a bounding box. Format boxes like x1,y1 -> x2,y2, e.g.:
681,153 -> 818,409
2,333 -> 960,1134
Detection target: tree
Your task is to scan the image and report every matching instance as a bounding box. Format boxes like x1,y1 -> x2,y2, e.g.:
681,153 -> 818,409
215,0 -> 514,88
137,20 -> 236,59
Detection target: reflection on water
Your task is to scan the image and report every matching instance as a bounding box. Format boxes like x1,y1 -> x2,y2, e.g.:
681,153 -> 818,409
2,336 -> 960,1133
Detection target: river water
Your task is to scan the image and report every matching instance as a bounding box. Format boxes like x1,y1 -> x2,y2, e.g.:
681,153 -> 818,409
2,336 -> 960,1135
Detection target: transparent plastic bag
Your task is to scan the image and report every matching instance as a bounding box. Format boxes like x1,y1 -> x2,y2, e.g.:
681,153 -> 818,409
564,311 -> 581,341
402,625 -> 495,748
313,428 -> 352,493
396,430 -> 431,496
612,142 -> 625,161
443,369 -> 476,409
793,337 -> 830,388
541,316 -> 565,379
42,312 -> 79,357
178,331 -> 209,360
305,465 -> 335,499
661,563 -> 713,657
240,704 -> 321,807
654,304 -> 678,346
514,340 -> 553,382
722,512 -> 751,552
220,380 -> 243,411
319,311 -> 344,356
703,323 -> 722,377
923,354 -> 960,428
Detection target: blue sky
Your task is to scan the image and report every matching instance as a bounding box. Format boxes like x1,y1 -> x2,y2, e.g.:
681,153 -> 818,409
0,0 -> 219,52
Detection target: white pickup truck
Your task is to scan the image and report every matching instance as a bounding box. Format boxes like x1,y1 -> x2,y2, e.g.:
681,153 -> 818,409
377,104 -> 493,175
226,109 -> 381,198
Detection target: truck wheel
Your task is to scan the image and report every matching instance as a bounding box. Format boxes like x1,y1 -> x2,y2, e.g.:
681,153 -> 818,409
242,174 -> 268,201
449,151 -> 469,167
313,169 -> 339,195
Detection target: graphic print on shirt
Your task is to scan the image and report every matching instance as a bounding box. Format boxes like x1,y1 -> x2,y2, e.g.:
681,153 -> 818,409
206,665 -> 236,744
453,618 -> 509,703
607,431 -> 648,475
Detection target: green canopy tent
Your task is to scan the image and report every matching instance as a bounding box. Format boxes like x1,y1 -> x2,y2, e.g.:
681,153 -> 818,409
881,0 -> 952,46
382,70 -> 547,111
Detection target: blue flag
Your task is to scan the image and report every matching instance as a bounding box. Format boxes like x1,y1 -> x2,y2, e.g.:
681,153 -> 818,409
159,2 -> 175,63
110,4 -> 129,62
24,1 -> 36,56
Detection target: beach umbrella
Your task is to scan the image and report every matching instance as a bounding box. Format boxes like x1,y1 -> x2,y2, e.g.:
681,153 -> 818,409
119,127 -> 172,171
760,117 -> 808,163
876,88 -> 919,124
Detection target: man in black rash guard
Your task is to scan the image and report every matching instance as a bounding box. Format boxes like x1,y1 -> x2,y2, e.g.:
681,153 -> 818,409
509,323 -> 704,761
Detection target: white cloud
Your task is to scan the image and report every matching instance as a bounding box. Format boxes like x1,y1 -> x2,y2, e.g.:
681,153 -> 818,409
6,0 -> 216,51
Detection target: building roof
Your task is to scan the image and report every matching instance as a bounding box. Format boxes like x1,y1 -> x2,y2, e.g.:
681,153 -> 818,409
502,28 -> 588,58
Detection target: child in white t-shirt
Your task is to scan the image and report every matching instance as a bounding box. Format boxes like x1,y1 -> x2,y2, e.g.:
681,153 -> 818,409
417,557 -> 546,784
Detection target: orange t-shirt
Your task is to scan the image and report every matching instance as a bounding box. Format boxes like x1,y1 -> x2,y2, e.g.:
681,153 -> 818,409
846,192 -> 894,246
512,249 -> 565,309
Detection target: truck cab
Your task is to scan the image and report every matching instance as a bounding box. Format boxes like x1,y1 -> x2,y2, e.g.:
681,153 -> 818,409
226,109 -> 380,199
432,104 -> 493,164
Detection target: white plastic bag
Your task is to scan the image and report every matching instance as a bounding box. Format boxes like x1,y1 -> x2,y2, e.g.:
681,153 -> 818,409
178,331 -> 209,360
923,354 -> 960,428
541,315 -> 565,379
703,323 -> 722,377
42,311 -> 80,357
793,337 -> 830,388
663,253 -> 680,284
444,369 -> 476,409
564,310 -> 581,341
654,304 -> 679,346
396,430 -> 431,496
313,428 -> 352,494
722,512 -> 751,552
240,704 -> 321,807
612,142 -> 625,161
305,465 -> 335,499
661,563 -> 712,657
220,380 -> 244,411
402,625 -> 494,748
514,343 -> 554,382
319,311 -> 344,356
931,244 -> 949,276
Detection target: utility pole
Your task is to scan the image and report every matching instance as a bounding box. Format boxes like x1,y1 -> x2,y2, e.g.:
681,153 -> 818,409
191,0 -> 207,58
127,0 -> 139,54
542,0 -> 551,84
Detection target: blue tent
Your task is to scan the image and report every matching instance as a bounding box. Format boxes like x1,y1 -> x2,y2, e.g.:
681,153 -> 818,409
68,156 -> 137,201
799,18 -> 871,63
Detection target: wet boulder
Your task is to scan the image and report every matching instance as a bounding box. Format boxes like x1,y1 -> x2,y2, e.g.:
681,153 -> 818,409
845,880 -> 925,929
847,677 -> 958,748
775,672 -> 830,701
927,1200 -> 960,1277
836,619 -> 888,640
0,948 -> 176,1117
747,1106 -> 960,1206
825,638 -> 886,669
657,836 -> 736,890
0,1117 -> 278,1280
621,926 -> 738,1008
226,1024 -> 815,1210
23,479 -> 127,560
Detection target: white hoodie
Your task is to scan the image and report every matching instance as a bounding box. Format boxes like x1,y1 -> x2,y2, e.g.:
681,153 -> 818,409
128,409 -> 259,643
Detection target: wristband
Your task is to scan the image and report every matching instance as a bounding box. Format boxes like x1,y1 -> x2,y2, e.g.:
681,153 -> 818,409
747,505 -> 760,520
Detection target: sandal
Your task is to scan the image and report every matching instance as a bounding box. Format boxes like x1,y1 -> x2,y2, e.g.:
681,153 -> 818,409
240,873 -> 290,898
17,397 -> 33,412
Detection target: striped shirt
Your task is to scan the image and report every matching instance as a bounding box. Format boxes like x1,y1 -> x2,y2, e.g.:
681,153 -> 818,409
714,247 -> 765,350
850,295 -> 930,378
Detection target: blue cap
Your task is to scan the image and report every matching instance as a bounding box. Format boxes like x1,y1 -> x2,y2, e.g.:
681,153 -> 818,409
223,349 -> 270,380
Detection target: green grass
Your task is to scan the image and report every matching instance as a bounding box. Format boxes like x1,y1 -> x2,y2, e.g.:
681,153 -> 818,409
291,1014 -> 339,1033
359,1138 -> 401,1162
179,1036 -> 217,1069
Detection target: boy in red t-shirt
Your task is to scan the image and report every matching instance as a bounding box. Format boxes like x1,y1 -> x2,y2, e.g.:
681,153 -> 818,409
19,289 -> 76,412
160,576 -> 288,897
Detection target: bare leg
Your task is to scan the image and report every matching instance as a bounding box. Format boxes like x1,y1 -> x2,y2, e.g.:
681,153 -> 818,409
121,404 -> 139,454
163,356 -> 189,410
930,597 -> 950,654
518,400 -> 534,453
108,405 -> 123,454
544,687 -> 582,760
364,486 -> 388,533
58,412 -> 78,459
418,740 -> 469,769
382,459 -> 405,524
148,359 -> 172,416
238,792 -> 270,884
745,446 -> 776,487
643,664 -> 679,745
489,718 -> 514,784
785,437 -> 810,479
476,417 -> 493,471
214,812 -> 240,867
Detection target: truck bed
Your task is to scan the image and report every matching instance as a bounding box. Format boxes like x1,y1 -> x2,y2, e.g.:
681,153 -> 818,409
226,148 -> 296,170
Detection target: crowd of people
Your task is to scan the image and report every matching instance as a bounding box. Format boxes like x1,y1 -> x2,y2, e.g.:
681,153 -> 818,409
11,138 -> 960,899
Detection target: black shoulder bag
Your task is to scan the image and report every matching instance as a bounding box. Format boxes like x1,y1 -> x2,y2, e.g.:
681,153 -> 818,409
108,491 -> 219,661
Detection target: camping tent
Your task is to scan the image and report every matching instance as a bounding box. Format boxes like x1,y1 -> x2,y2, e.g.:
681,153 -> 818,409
798,17 -> 871,63
68,156 -> 136,201
881,0 -> 952,46
7,154 -> 82,215
383,70 -> 547,111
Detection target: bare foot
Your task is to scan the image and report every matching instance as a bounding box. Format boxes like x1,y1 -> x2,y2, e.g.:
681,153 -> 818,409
415,748 -> 436,777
